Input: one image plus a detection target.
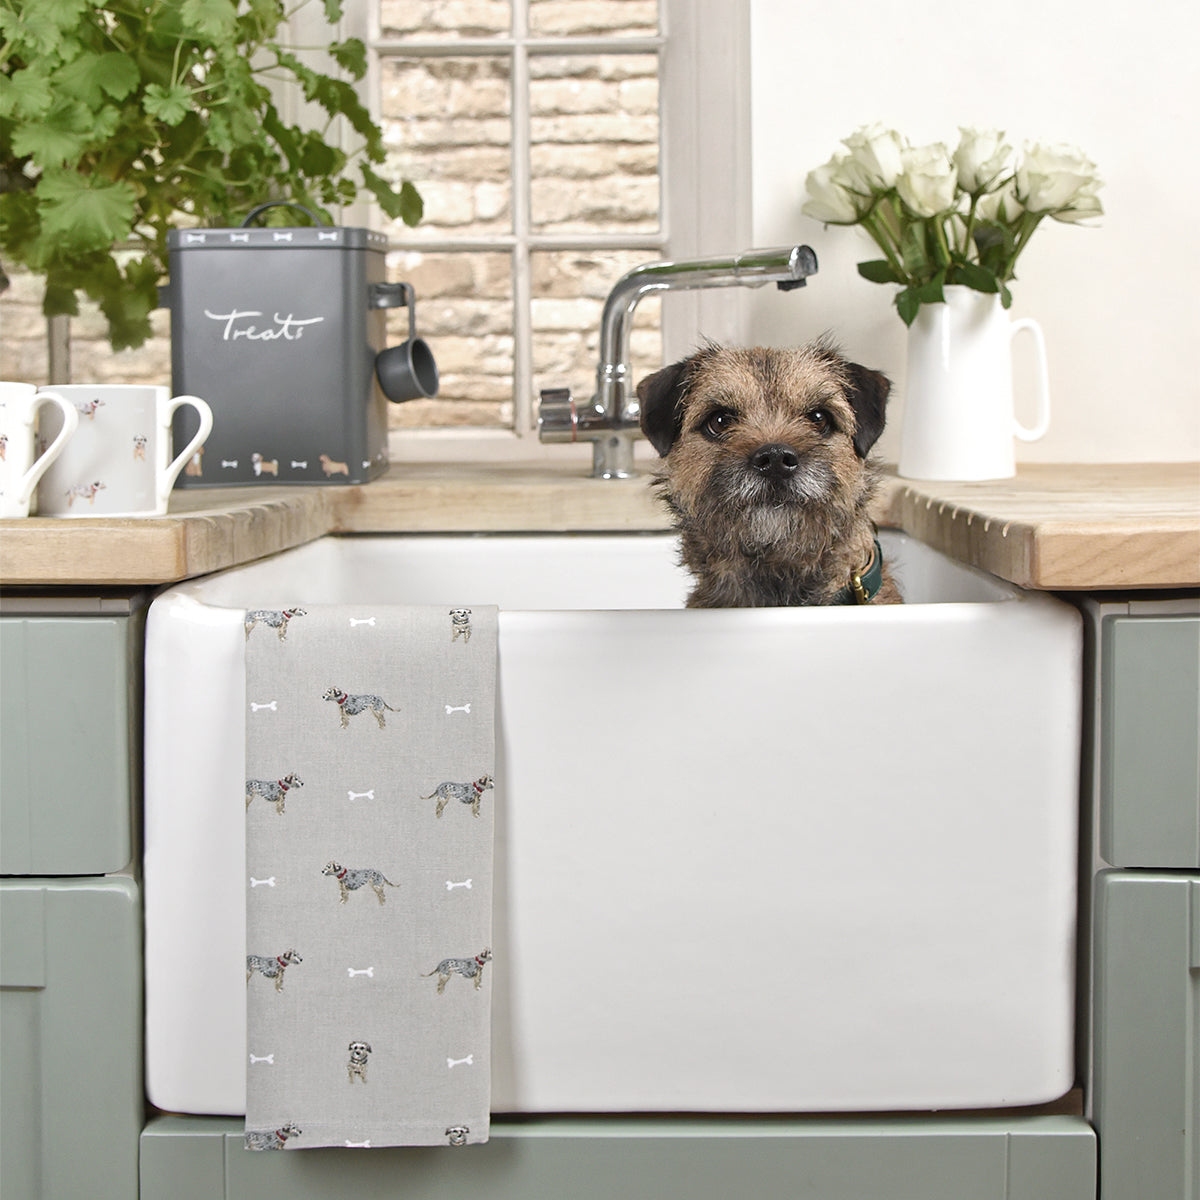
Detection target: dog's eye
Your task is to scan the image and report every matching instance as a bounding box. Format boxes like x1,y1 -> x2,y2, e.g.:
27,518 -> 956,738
702,408 -> 737,439
807,407 -> 835,435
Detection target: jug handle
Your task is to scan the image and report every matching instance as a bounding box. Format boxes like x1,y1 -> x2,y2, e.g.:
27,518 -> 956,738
1010,318 -> 1051,442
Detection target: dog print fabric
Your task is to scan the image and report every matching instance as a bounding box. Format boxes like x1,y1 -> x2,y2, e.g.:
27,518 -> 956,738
244,604 -> 497,1149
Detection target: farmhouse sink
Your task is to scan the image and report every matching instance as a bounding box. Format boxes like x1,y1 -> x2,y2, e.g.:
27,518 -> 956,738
144,530 -> 1081,1115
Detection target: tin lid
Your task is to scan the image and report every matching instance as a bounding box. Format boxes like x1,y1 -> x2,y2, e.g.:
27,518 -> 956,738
167,226 -> 388,251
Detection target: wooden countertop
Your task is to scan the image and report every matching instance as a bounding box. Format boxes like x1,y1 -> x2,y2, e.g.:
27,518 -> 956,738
1,461 -> 1196,591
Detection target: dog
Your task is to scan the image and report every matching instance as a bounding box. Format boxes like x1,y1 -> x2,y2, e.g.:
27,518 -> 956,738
449,608 -> 473,642
319,453 -> 350,477
244,1122 -> 301,1150
246,949 -> 303,992
423,775 -> 493,818
636,341 -> 901,608
244,607 -> 306,641
245,772 -> 303,814
347,1041 -> 372,1083
322,861 -> 399,905
322,687 -> 399,729
422,948 -> 492,993
251,452 -> 279,477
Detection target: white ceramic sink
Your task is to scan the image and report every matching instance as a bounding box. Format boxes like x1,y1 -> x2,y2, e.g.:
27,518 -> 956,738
144,530 -> 1081,1115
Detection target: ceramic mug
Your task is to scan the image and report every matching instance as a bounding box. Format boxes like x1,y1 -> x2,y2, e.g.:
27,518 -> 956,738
898,286 -> 1050,481
0,382 -> 80,518
36,385 -> 213,517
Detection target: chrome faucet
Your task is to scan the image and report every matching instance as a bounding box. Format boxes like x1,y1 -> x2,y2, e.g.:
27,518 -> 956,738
537,245 -> 818,478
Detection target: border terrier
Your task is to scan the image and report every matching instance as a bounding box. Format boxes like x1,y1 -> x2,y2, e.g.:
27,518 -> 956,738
637,341 -> 901,608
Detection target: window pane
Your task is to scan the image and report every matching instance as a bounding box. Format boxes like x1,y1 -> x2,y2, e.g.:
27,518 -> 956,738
1,269 -> 51,383
529,54 -> 659,235
386,250 -> 514,429
528,0 -> 659,37
531,248 -> 662,410
379,1 -> 511,39
378,57 -> 512,241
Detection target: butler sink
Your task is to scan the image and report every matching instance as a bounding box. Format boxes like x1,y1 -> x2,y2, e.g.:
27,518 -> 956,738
144,530 -> 1081,1116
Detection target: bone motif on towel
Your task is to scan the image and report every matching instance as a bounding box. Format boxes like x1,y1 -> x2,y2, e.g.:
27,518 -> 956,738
244,604 -> 497,1150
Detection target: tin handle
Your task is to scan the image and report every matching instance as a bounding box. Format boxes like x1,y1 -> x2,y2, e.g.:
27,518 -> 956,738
240,202 -> 324,227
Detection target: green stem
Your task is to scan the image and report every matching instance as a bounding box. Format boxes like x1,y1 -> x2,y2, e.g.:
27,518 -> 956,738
861,209 -> 907,282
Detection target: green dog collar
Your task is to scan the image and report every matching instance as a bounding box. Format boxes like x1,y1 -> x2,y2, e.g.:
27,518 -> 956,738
832,537 -> 885,606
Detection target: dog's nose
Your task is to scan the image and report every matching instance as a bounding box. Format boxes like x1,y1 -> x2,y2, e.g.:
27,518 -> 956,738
749,443 -> 800,477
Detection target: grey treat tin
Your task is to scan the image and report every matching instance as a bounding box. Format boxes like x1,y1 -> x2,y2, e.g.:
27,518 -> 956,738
166,211 -> 400,487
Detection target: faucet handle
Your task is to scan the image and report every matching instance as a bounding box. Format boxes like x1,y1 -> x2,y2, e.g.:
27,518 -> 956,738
537,388 -> 578,443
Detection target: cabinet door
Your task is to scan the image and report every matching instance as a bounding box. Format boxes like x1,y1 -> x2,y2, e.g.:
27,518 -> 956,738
0,877 -> 142,1200
1093,870 -> 1200,1198
141,1113 -> 1095,1200
0,601 -> 143,875
1090,604 -> 1200,869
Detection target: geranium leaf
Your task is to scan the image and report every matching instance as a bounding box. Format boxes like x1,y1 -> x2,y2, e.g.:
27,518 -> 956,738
329,38 -> 367,80
180,0 -> 237,43
144,82 -> 193,126
10,99 -> 93,167
321,0 -> 343,22
0,64 -> 55,119
36,171 -> 136,253
95,52 -> 141,100
361,166 -> 422,226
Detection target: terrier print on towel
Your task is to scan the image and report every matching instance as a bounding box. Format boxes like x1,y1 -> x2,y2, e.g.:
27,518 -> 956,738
322,861 -> 399,905
245,602 -> 497,1149
423,775 -> 494,819
322,686 -> 399,729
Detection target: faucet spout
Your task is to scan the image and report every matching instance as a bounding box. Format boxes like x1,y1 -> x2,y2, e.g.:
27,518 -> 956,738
538,244 -> 818,478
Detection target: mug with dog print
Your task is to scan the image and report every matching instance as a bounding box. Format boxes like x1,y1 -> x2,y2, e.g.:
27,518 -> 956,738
0,381 -> 80,517
899,285 -> 1050,481
36,384 -> 213,517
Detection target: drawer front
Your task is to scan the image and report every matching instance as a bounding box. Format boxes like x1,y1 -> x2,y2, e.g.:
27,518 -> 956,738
0,613 -> 140,874
1093,871 -> 1200,1199
0,877 -> 142,1200
141,1114 -> 1095,1200
1093,606 -> 1200,868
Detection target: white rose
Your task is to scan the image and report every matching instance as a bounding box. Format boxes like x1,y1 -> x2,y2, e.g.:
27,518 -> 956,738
1016,141 -> 1104,218
840,124 -> 906,191
975,178 -> 1024,223
896,142 -> 958,217
953,127 -> 1013,193
802,154 -> 865,224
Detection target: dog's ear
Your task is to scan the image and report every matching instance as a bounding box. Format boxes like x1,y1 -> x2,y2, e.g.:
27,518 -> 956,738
636,356 -> 698,456
843,362 -> 891,458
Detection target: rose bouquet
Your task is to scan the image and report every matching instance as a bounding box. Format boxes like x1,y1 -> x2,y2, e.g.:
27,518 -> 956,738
803,125 -> 1103,324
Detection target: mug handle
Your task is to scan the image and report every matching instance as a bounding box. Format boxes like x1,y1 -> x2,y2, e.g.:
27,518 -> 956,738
159,394 -> 214,508
1010,318 -> 1051,442
21,392 -> 79,508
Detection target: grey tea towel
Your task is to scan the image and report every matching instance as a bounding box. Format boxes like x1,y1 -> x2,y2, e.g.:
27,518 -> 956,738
243,603 -> 497,1149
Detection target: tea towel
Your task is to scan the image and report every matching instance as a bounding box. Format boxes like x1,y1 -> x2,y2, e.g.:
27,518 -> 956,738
243,603 -> 497,1149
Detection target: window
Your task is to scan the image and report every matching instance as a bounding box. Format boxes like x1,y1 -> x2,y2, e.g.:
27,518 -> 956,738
1,0 -> 751,460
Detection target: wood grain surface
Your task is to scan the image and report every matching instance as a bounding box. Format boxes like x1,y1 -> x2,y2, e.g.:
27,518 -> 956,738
2,461 -> 1196,590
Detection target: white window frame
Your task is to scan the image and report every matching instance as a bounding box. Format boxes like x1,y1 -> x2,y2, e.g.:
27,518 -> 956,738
338,0 -> 753,463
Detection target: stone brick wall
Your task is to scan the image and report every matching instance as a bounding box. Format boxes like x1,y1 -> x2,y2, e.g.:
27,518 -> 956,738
0,0 -> 661,434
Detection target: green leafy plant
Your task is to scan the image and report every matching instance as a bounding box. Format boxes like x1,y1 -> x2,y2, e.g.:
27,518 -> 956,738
0,0 -> 422,349
803,124 -> 1102,325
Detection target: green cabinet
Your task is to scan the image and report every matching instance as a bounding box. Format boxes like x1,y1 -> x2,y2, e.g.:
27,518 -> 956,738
0,876 -> 143,1200
1081,598 -> 1200,869
0,595 -> 146,876
1092,872 -> 1199,1199
141,1113 -> 1096,1200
